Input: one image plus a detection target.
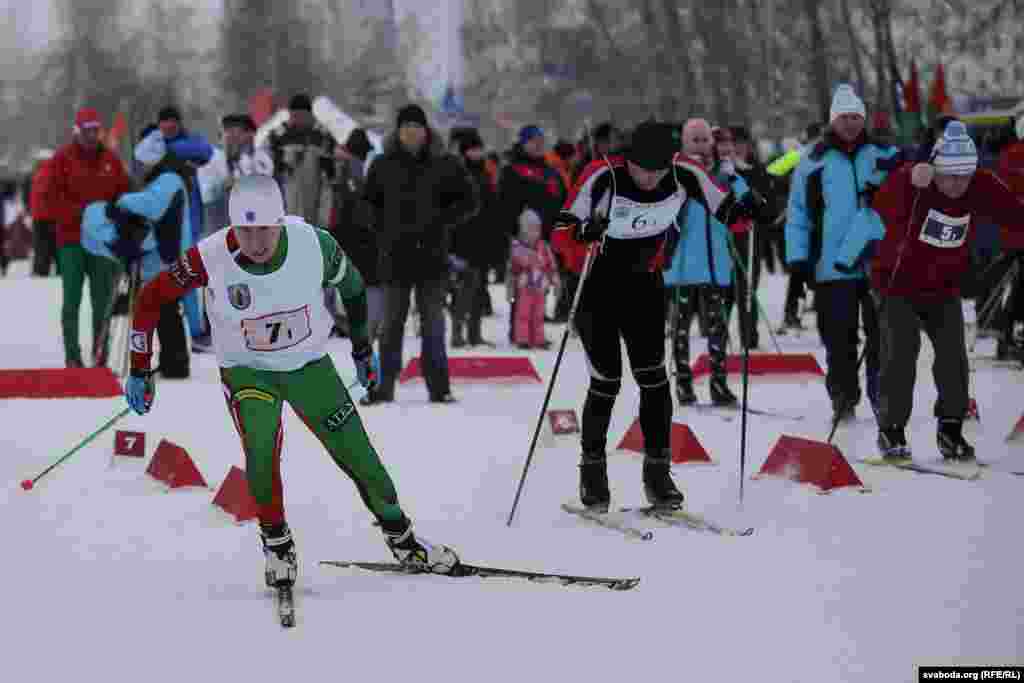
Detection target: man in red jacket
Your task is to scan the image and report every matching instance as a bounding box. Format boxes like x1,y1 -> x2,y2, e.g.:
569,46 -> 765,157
51,107 -> 131,367
29,151 -> 59,276
996,118 -> 1024,360
869,121 -> 1024,463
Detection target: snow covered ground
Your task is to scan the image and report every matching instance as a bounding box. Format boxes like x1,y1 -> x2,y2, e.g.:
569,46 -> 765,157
2,259 -> 1022,682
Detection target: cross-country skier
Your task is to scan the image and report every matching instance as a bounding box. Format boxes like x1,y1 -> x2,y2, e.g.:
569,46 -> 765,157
552,121 -> 754,512
837,121 -> 1024,462
122,175 -> 460,589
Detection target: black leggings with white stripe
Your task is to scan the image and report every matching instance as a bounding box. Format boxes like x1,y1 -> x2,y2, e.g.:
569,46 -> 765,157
573,264 -> 671,456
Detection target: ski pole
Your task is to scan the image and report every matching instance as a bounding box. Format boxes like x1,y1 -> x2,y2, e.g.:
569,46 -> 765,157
21,406 -> 133,491
507,243 -> 597,527
738,224 -> 755,506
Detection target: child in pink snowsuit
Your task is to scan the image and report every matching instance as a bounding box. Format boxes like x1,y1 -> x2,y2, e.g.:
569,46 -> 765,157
510,209 -> 560,348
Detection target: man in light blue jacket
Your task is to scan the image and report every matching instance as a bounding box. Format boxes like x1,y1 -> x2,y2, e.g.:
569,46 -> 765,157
785,84 -> 896,422
137,107 -> 213,348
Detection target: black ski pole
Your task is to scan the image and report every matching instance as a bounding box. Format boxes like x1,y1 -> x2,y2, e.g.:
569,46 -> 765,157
738,225 -> 755,505
507,245 -> 596,526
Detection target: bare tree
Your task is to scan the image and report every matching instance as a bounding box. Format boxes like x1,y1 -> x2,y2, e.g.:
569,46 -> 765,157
219,0 -> 322,111
803,0 -> 833,124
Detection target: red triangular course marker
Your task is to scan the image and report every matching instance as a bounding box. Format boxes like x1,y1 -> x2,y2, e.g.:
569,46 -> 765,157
617,419 -> 713,465
755,435 -> 864,492
399,356 -> 541,384
146,439 -> 207,489
212,466 -> 260,522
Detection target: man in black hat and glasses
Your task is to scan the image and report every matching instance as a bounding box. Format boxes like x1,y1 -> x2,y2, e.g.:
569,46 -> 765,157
553,121 -> 749,512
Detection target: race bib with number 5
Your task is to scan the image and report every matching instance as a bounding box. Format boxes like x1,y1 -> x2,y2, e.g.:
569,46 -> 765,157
919,209 -> 969,249
241,307 -> 312,352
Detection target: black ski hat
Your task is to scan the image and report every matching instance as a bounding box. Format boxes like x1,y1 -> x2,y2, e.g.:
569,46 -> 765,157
158,106 -> 181,122
344,128 -> 372,160
288,94 -> 313,112
396,104 -> 428,128
625,121 -> 676,171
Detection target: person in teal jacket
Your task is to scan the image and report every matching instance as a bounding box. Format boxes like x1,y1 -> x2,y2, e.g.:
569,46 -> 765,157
135,108 -> 213,347
784,84 -> 897,421
83,128 -> 194,378
664,149 -> 750,406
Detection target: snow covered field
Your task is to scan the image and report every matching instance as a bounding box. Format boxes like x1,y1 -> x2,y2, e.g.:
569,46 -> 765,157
2,259 -> 1022,682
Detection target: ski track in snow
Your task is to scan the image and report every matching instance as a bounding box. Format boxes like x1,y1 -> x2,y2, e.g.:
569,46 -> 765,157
2,261 -> 1022,682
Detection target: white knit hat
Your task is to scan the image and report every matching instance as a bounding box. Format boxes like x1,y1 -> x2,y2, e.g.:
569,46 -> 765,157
829,84 -> 866,123
134,129 -> 166,166
932,121 -> 978,176
229,175 -> 285,226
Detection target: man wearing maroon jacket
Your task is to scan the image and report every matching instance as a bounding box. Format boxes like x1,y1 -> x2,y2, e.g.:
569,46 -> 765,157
851,121 -> 1024,463
51,107 -> 131,367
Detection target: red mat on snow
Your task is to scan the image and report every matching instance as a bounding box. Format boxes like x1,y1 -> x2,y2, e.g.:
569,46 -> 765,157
617,419 -> 713,465
399,356 -> 541,384
691,353 -> 824,380
0,368 -> 123,399
754,435 -> 864,492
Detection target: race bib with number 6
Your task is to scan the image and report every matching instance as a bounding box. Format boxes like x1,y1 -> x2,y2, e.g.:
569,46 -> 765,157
241,307 -> 312,352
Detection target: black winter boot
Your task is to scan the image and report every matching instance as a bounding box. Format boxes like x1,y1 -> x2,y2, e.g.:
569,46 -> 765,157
937,419 -> 975,462
579,451 -> 610,512
642,449 -> 684,510
709,375 -> 738,406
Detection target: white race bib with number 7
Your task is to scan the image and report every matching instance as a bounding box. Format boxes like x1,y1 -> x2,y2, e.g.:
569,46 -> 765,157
241,307 -> 313,352
199,218 -> 334,371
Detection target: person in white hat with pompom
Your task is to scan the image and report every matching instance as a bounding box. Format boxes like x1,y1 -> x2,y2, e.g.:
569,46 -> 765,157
850,121 -> 1024,464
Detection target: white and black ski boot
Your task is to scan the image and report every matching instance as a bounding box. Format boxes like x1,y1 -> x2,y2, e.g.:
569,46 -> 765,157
260,522 -> 297,588
643,449 -> 685,510
383,519 -> 461,574
579,451 -> 611,513
877,426 -> 911,464
709,375 -> 738,406
937,418 -> 976,462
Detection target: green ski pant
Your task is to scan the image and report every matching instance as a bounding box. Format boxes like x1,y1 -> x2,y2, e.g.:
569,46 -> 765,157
58,244 -> 119,365
219,355 -> 404,528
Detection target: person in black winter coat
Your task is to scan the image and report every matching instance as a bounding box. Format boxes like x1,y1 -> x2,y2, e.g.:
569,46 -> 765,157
361,105 -> 478,404
450,128 -> 498,347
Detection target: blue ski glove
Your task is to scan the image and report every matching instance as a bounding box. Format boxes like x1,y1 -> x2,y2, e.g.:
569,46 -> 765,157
125,370 -> 155,415
352,342 -> 380,391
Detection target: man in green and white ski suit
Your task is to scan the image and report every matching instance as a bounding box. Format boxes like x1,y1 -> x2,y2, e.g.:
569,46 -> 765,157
125,175 -> 460,587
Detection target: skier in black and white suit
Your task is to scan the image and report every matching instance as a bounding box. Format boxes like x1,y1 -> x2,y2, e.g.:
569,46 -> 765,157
552,121 -> 751,512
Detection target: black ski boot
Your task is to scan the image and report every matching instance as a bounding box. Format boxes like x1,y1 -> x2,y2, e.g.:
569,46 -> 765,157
260,522 -> 297,588
642,449 -> 684,510
709,375 -> 738,406
831,394 -> 857,424
676,378 -> 697,405
937,418 -> 975,462
877,426 -> 911,464
451,323 -> 466,348
579,451 -> 610,513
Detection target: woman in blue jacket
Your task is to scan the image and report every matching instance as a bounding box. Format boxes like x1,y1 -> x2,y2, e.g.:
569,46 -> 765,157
663,168 -> 743,406
83,127 -> 194,378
